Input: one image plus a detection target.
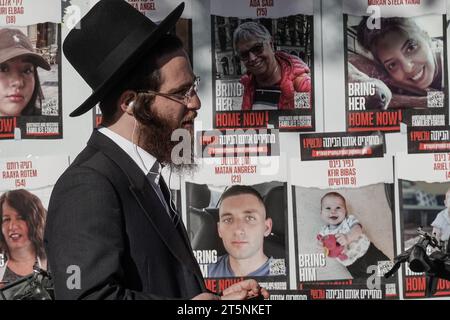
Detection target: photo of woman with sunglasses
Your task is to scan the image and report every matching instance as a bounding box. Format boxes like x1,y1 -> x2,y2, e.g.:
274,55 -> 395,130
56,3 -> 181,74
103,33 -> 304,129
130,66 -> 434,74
212,2 -> 314,131
233,21 -> 311,111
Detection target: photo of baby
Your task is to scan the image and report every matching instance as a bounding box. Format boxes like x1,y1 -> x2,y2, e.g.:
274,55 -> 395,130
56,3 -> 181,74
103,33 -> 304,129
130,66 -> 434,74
317,192 -> 390,279
295,184 -> 394,282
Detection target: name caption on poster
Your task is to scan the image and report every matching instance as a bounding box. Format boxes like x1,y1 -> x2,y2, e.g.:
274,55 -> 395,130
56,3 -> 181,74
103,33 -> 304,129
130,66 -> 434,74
215,157 -> 257,184
2,160 -> 36,187
328,159 -> 357,186
432,154 -> 450,179
249,0 -> 273,17
368,0 -> 420,5
0,0 -> 24,24
127,0 -> 156,12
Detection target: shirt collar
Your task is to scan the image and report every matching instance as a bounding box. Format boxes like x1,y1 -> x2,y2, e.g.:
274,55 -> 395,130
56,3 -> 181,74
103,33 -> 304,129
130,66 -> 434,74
98,127 -> 159,177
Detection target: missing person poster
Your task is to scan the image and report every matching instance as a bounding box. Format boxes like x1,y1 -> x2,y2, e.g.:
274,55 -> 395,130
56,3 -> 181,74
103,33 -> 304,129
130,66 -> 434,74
0,0 -> 62,140
92,0 -> 193,128
184,128 -> 289,293
396,152 -> 450,298
343,0 -> 447,132
0,154 -> 69,291
211,0 -> 315,132
292,132 -> 398,299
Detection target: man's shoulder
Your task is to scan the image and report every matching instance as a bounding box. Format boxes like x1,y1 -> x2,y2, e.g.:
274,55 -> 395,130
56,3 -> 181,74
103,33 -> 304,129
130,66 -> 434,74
71,144 -> 111,170
70,130 -> 132,175
55,142 -> 121,190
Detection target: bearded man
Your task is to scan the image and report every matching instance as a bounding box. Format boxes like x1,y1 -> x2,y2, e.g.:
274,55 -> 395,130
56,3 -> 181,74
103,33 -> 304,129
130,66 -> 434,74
44,0 -> 267,300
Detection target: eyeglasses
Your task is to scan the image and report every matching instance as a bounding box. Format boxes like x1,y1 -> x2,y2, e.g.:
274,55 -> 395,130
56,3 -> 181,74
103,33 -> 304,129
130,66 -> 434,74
137,76 -> 200,105
237,42 -> 265,61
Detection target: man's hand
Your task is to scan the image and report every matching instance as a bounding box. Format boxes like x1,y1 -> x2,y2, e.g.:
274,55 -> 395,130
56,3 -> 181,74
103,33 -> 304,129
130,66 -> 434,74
220,279 -> 269,300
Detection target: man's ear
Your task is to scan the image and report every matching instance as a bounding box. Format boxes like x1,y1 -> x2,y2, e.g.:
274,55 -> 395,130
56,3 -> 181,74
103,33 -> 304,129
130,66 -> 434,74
119,90 -> 137,115
264,217 -> 273,237
217,222 -> 223,239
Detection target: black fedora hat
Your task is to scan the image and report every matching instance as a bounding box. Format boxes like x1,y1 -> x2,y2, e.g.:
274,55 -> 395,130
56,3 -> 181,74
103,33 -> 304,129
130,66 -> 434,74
64,0 -> 184,117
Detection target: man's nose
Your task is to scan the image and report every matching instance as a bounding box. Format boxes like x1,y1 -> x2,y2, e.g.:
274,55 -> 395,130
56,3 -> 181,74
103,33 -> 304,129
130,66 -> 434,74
187,92 -> 201,110
233,220 -> 246,235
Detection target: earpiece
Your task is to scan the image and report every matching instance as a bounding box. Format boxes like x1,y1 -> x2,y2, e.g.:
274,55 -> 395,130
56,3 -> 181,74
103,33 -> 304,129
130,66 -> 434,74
126,100 -> 135,114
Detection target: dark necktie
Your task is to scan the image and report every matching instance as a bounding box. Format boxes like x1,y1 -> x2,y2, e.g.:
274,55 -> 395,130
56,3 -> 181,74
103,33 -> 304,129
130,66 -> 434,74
147,162 -> 180,226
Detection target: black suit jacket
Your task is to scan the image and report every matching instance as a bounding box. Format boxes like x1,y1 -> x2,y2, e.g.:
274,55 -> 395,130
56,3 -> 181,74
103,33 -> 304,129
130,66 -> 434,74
44,130 -> 206,299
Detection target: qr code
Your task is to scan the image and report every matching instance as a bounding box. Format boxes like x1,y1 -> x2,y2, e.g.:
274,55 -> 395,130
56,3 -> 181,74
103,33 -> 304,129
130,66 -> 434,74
427,91 -> 444,108
294,92 -> 310,109
377,260 -> 394,277
385,283 -> 397,295
269,258 -> 286,276
42,97 -> 59,116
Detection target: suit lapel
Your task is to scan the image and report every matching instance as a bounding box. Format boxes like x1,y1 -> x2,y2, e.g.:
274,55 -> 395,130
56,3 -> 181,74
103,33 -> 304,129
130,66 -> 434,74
87,131 -> 203,280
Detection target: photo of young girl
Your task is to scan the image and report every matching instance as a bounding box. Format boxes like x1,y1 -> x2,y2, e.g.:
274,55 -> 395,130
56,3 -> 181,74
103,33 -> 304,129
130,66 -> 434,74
346,15 -> 445,110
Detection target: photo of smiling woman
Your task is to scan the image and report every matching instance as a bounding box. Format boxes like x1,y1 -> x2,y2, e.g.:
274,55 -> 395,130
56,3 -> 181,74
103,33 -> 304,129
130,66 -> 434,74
0,190 -> 47,287
0,28 -> 50,117
211,0 -> 315,131
346,15 -> 446,110
233,21 -> 311,111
